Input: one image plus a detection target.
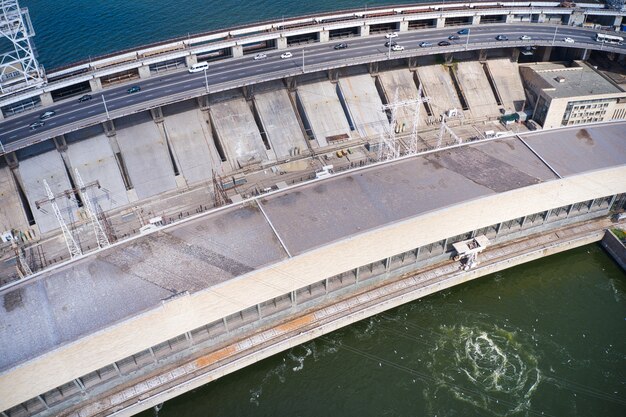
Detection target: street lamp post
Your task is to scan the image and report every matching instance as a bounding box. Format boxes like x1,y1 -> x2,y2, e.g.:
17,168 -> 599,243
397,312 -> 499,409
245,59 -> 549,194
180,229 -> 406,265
388,38 -> 392,59
101,95 -> 110,119
302,48 -> 305,73
465,28 -> 471,50
203,67 -> 209,94
551,25 -> 558,46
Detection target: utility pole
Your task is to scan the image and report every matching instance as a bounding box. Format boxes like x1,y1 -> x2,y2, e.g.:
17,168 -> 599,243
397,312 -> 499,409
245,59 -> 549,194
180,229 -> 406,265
465,28 -> 471,51
388,38 -> 392,59
552,25 -> 558,45
102,95 -> 110,119
203,67 -> 209,94
302,48 -> 305,73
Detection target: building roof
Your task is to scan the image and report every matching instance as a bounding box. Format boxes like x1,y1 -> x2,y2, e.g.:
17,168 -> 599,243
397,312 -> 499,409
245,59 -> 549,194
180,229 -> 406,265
1,123 -> 625,373
523,61 -> 625,99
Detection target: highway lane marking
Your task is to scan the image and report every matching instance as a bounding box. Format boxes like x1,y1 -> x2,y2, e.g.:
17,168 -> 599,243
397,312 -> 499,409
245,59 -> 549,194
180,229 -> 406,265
9,135 -> 17,139
87,110 -> 96,114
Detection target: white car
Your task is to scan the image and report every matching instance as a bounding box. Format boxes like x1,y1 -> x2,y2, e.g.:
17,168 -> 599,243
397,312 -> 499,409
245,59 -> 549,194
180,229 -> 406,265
563,37 -> 575,43
520,35 -> 532,40
391,44 -> 405,51
280,52 -> 293,59
385,32 -> 398,39
254,53 -> 267,60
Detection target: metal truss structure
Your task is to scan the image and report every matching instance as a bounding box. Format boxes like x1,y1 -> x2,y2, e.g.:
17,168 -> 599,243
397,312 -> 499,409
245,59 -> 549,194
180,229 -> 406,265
75,168 -> 110,250
0,0 -> 44,96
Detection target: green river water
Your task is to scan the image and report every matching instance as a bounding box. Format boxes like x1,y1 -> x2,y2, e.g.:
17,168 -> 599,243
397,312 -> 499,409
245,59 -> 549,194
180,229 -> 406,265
140,244 -> 625,417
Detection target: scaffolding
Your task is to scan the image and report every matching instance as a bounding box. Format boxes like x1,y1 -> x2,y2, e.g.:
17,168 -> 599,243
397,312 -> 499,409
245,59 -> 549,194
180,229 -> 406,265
0,0 -> 45,95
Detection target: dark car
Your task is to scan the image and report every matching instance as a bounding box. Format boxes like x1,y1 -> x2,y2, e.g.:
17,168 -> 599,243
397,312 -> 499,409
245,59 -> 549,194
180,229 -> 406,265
448,35 -> 460,41
78,94 -> 92,102
438,40 -> 451,46
29,121 -> 45,130
384,41 -> 398,47
496,35 -> 508,41
457,28 -> 470,35
127,85 -> 141,94
333,42 -> 348,50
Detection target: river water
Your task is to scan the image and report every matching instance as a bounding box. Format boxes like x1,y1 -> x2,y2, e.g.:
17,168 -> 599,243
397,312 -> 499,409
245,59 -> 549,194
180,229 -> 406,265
16,2 -> 625,415
138,245 -> 625,417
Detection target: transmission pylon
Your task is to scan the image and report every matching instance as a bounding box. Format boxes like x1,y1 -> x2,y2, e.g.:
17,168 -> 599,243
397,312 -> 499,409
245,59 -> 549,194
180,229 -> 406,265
212,170 -> 230,207
407,83 -> 430,155
12,241 -> 32,278
0,0 -> 45,96
435,115 -> 462,149
40,179 -> 83,259
380,87 -> 430,160
74,168 -> 110,249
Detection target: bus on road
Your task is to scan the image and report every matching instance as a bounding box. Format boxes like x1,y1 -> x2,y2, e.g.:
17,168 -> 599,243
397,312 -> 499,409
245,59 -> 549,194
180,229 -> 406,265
595,33 -> 624,45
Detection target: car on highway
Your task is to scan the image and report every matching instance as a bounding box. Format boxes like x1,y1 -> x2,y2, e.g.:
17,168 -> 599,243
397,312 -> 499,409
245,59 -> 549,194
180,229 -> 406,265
448,34 -> 460,41
419,41 -> 432,47
29,121 -> 44,130
457,29 -> 470,35
520,35 -> 532,40
127,85 -> 141,94
254,53 -> 267,60
495,35 -> 508,41
78,94 -> 92,102
391,44 -> 405,51
333,42 -> 348,50
384,40 -> 398,47
438,40 -> 451,46
280,52 -> 293,59
39,110 -> 56,120
563,37 -> 575,43
385,32 -> 398,39
188,62 -> 209,73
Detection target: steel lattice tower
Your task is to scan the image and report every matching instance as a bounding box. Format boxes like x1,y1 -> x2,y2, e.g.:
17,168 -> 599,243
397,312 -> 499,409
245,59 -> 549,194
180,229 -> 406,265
0,0 -> 44,95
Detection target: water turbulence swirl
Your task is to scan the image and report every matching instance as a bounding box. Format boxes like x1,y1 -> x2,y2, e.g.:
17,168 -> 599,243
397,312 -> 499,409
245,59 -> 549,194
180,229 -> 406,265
427,324 -> 541,416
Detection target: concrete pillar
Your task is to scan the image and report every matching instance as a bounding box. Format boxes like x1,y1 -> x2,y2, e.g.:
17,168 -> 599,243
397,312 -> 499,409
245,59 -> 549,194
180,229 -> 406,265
408,56 -> 418,70
328,68 -> 340,83
479,49 -> 488,62
0,110 -> 4,120
399,21 -> 409,32
89,77 -> 102,92
138,65 -> 151,79
4,152 -> 18,169
197,95 -> 210,110
150,107 -> 164,123
360,25 -> 370,36
285,76 -> 297,92
472,15 -> 480,25
102,119 -> 116,137
580,48 -> 590,61
436,17 -> 445,28
319,30 -> 329,43
368,61 -> 378,75
541,46 -> 552,62
505,14 -> 514,24
53,135 -> 68,152
232,44 -> 243,58
511,48 -> 520,63
537,13 -> 546,24
242,85 -> 254,101
277,37 -> 288,49
185,54 -> 198,67
568,11 -> 585,26
40,91 -> 53,106
614,15 -> 623,28
355,267 -> 360,283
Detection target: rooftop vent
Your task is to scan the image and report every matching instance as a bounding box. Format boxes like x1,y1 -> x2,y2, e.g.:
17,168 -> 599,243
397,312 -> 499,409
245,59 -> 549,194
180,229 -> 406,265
555,76 -> 566,83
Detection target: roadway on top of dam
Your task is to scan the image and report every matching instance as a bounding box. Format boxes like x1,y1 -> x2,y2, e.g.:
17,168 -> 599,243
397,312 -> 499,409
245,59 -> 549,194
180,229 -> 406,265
1,24 -> 624,154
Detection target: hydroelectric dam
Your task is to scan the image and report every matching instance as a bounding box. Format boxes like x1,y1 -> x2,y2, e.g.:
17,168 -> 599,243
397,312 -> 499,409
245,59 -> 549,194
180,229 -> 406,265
1,1 -> 626,416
